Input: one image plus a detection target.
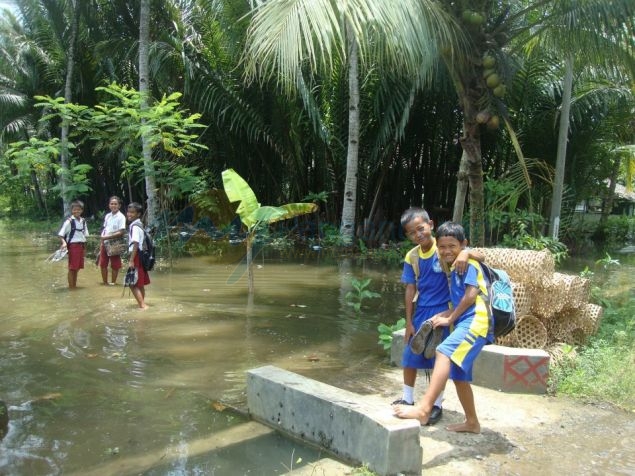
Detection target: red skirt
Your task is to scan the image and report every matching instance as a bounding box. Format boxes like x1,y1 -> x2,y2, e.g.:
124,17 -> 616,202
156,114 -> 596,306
67,243 -> 85,270
133,254 -> 151,286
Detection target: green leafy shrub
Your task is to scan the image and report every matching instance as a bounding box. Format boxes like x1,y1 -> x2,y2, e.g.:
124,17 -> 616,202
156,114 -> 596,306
377,318 -> 405,351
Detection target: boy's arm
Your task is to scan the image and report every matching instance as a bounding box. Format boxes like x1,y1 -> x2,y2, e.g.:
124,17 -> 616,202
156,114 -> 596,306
433,285 -> 478,327
452,248 -> 485,274
403,284 -> 417,342
58,220 -> 69,248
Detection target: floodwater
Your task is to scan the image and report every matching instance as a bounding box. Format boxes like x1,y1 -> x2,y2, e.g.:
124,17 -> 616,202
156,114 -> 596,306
1,221 -> 635,476
0,222 -> 402,475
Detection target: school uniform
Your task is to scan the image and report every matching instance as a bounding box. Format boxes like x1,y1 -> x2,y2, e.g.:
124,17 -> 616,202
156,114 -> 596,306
58,217 -> 88,270
128,219 -> 150,286
400,241 -> 451,369
99,210 -> 126,268
436,259 -> 494,382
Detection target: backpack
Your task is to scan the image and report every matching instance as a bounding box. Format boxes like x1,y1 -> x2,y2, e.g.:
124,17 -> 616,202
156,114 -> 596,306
64,217 -> 85,244
131,223 -> 156,271
479,263 -> 516,338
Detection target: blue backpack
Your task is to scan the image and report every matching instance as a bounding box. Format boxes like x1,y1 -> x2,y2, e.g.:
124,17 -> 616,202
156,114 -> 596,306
480,263 -> 516,338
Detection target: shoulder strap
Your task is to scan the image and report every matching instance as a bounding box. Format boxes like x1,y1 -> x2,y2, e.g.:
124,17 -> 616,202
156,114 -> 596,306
65,217 -> 77,244
407,245 -> 420,303
408,245 -> 420,280
130,223 -> 146,248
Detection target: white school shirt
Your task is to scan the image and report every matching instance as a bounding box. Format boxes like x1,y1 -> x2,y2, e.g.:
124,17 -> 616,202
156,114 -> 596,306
58,216 -> 89,244
128,219 -> 145,252
101,211 -> 126,240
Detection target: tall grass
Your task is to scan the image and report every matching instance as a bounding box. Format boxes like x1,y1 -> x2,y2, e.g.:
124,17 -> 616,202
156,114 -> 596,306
553,289 -> 635,410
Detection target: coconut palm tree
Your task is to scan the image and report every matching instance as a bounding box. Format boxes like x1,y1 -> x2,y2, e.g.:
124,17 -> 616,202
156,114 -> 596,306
442,0 -> 634,245
242,0 -> 457,243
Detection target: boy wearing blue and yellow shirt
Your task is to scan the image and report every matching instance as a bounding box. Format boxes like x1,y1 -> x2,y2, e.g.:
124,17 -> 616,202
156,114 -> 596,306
394,221 -> 494,433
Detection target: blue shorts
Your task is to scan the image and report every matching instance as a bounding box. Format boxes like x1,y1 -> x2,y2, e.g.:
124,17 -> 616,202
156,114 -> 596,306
436,319 -> 487,382
402,302 -> 450,370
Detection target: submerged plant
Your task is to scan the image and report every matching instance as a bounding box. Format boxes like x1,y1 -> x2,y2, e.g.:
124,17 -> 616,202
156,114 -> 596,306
595,253 -> 620,270
345,278 -> 380,313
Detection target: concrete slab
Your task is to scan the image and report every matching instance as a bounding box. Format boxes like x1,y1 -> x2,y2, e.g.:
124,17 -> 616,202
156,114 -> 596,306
247,365 -> 422,476
391,329 -> 550,394
72,421 -> 274,476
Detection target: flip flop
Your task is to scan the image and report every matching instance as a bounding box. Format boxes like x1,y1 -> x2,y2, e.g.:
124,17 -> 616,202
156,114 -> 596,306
410,320 -> 433,354
46,249 -> 68,262
423,327 -> 444,359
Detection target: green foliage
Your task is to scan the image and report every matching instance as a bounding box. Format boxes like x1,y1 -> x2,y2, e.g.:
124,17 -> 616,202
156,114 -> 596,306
595,253 -> 620,270
222,169 -> 318,230
501,221 -> 569,264
302,191 -> 329,204
553,290 -> 635,410
345,278 -> 381,313
591,216 -> 634,249
319,223 -> 347,247
377,318 -> 405,351
5,136 -> 92,203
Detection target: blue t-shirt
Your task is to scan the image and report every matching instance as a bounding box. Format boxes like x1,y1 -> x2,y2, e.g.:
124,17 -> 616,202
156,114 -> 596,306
449,259 -> 492,340
401,242 -> 450,308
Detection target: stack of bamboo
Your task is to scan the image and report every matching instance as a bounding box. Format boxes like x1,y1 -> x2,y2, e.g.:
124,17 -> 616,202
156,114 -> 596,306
472,248 -> 602,350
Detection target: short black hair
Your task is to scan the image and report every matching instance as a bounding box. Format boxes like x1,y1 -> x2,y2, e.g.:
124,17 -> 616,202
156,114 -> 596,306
127,202 -> 144,215
400,207 -> 430,229
436,221 -> 465,242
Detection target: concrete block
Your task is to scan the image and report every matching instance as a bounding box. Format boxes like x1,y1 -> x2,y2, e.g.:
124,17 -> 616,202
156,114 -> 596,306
472,344 -> 550,394
391,329 -> 550,394
390,329 -> 406,367
247,365 -> 422,476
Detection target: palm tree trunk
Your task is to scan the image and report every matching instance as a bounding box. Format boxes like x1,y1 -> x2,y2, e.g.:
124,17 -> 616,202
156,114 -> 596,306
600,158 -> 620,226
339,24 -> 359,244
452,150 -> 470,223
139,0 -> 158,226
460,119 -> 485,246
59,0 -> 79,216
549,56 -> 574,239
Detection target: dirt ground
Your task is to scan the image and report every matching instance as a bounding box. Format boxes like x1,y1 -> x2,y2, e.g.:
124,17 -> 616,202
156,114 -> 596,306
312,364 -> 635,475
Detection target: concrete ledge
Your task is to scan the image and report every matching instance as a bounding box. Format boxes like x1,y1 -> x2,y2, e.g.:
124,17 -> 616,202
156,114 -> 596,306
247,365 -> 422,476
391,329 -> 550,394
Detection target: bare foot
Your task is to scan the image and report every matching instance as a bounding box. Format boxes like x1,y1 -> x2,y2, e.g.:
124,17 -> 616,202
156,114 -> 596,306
139,305 -> 149,310
392,404 -> 430,425
445,421 -> 480,433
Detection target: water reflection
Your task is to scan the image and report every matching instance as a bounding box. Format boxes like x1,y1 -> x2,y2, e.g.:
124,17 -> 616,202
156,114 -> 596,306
2,222 -> 634,475
0,225 -> 401,474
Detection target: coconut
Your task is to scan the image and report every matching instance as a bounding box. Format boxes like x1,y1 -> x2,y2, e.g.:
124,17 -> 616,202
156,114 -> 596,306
486,73 -> 500,88
482,68 -> 496,79
476,111 -> 491,124
470,12 -> 484,26
483,55 -> 496,68
493,84 -> 506,97
487,115 -> 500,130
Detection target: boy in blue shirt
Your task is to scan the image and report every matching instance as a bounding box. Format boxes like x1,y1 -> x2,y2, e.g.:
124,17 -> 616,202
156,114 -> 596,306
394,221 -> 493,433
394,209 -> 482,425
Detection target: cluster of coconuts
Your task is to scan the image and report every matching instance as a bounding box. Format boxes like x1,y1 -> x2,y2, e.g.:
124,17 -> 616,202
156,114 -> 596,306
478,54 -> 506,130
461,10 -> 485,27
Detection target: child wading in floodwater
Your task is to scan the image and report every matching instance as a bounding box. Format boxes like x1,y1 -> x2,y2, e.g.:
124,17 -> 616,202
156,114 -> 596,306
57,200 -> 89,289
126,202 -> 150,310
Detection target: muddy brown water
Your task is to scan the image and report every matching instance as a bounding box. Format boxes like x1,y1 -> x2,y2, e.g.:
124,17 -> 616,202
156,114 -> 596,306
1,222 -> 634,475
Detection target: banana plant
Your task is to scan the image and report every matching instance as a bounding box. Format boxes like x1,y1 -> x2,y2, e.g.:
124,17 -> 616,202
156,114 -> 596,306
222,168 -> 318,294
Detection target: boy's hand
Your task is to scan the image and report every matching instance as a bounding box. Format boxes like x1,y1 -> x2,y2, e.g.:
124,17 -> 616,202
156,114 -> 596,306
430,310 -> 452,328
404,322 -> 416,342
453,249 -> 470,274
